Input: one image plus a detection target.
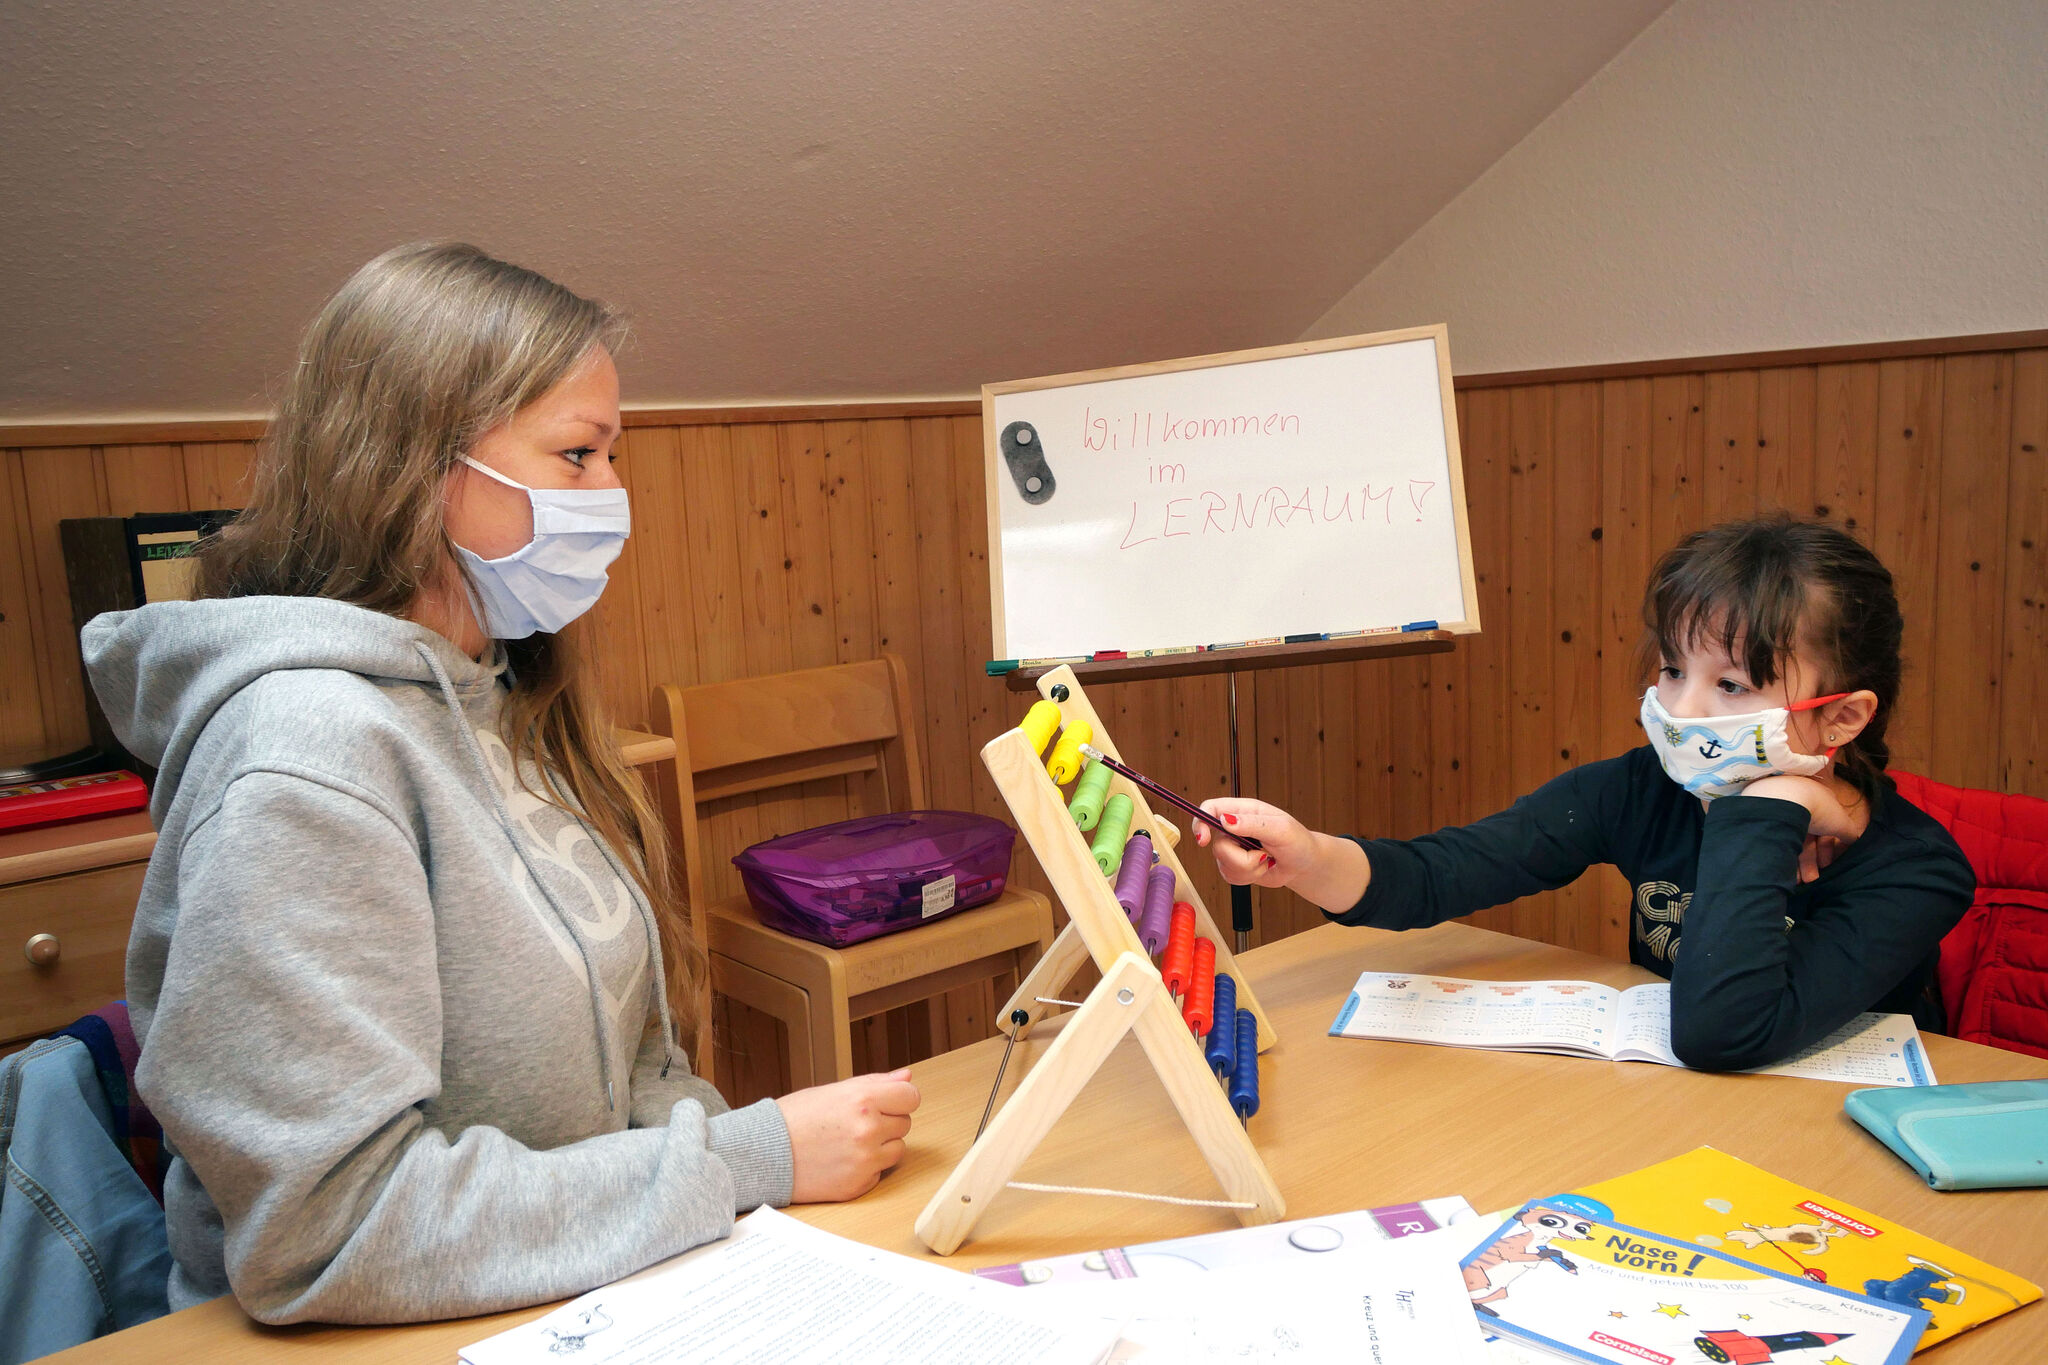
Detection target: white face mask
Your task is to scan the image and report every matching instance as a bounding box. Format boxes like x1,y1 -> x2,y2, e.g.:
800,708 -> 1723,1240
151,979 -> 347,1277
453,456 -> 631,639
1639,686 -> 1847,801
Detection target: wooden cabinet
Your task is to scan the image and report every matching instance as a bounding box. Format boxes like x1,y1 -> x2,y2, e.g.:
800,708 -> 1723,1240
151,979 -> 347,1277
0,811 -> 156,1052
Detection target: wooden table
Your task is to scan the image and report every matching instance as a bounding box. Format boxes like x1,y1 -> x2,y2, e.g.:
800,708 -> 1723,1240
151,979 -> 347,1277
50,921 -> 2048,1362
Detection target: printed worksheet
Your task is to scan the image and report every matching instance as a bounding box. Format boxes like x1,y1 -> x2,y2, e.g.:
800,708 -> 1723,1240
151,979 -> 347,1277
459,1208 -> 1114,1365
1014,1224 -> 1489,1364
1331,973 -> 1936,1085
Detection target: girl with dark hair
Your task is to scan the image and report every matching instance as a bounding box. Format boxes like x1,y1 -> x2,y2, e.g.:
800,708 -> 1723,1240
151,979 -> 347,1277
1195,515 -> 1973,1072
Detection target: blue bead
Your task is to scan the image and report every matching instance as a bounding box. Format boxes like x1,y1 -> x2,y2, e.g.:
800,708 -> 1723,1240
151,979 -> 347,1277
1229,1008 -> 1259,1120
1206,975 -> 1238,1080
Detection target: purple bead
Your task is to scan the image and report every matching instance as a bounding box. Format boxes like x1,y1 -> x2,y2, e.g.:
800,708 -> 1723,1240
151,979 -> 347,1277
1113,833 -> 1153,918
1139,864 -> 1177,954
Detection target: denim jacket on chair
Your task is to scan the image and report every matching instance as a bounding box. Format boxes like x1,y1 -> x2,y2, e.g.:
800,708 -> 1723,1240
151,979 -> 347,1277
1,1037 -> 170,1364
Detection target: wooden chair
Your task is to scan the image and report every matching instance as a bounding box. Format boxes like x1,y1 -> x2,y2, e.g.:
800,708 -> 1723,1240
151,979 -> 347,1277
649,656 -> 1054,1099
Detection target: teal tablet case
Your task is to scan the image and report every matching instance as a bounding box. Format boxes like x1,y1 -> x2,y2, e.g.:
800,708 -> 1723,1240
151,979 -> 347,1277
1844,1079 -> 2048,1190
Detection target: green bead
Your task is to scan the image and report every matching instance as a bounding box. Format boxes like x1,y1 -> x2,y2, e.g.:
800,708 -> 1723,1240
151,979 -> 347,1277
1069,758 -> 1114,831
1091,793 -> 1134,876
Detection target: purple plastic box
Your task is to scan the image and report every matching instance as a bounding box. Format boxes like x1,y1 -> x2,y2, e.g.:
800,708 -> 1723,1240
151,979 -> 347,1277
731,810 -> 1016,947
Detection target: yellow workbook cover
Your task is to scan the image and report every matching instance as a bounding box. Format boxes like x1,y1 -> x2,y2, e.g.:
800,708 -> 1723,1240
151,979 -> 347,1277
1568,1146 -> 2039,1351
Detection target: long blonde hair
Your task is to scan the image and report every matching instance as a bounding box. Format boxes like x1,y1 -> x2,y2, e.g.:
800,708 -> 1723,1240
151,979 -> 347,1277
200,241 -> 700,1047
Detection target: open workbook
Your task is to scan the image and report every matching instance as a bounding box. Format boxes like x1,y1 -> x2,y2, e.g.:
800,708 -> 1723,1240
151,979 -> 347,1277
1329,972 -> 1936,1086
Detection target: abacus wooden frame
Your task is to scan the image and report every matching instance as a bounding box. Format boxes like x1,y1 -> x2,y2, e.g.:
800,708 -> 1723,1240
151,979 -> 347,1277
913,667 -> 1284,1254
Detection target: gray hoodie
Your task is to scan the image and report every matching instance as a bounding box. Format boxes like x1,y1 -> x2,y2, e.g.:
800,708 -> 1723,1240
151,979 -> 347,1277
83,597 -> 792,1325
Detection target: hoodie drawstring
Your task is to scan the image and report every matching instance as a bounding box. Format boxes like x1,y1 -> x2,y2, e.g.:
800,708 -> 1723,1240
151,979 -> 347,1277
417,643 -> 639,1113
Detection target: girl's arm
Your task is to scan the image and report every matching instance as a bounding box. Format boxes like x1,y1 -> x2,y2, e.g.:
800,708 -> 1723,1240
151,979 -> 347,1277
1199,756 -> 1627,928
1665,793 -> 1971,1071
151,769 -> 793,1325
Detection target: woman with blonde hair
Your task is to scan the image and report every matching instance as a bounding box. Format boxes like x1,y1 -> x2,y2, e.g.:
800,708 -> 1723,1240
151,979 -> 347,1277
84,242 -> 918,1325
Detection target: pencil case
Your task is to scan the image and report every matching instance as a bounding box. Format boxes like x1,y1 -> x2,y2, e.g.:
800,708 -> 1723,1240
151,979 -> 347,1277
733,811 -> 1014,947
1843,1079 -> 2048,1190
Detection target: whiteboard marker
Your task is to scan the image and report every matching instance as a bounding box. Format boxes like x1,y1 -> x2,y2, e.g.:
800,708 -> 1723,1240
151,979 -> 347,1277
1207,637 -> 1283,651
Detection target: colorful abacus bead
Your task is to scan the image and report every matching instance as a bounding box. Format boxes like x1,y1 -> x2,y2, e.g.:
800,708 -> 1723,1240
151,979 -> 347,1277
1138,864 -> 1176,954
1068,757 -> 1113,830
1162,903 -> 1196,995
1019,698 -> 1062,756
1090,794 -> 1133,876
1046,720 -> 1093,785
1229,1008 -> 1260,1121
1112,832 -> 1154,918
1183,937 -> 1216,1036
1205,974 -> 1238,1080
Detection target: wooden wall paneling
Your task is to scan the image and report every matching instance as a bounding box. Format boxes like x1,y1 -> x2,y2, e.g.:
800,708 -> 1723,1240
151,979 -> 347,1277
1277,649 -> 1327,941
773,421 -> 865,940
821,421 -> 880,678
1755,367 -> 1817,520
1871,359 -> 1945,776
1701,369 -> 1761,521
1812,363 -> 1880,537
1,452 -> 54,766
623,426 -> 702,697
100,444 -> 191,517
587,470 -> 653,734
678,422 -> 761,939
2001,352 -> 2048,798
181,442 -> 254,510
17,447 -> 108,758
1596,379 -> 1654,959
1457,387 -> 1514,935
1647,374 -> 1707,551
1550,382 -> 1603,953
906,415 -> 990,1054
1505,386 -> 1556,944
775,423 -> 840,675
1928,354 -> 2012,791
1317,659 -> 1360,928
1428,393 -> 1473,837
1383,655 -> 1432,840
861,421 -> 927,793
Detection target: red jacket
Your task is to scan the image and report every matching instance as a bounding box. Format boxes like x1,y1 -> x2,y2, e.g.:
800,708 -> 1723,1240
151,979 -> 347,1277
1891,771 -> 2048,1060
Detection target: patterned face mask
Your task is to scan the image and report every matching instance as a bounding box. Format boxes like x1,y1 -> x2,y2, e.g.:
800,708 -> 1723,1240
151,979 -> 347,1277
1638,686 -> 1848,800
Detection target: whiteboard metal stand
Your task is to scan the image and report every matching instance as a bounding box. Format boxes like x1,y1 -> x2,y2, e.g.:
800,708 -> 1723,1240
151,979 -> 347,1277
1228,669 -> 1251,952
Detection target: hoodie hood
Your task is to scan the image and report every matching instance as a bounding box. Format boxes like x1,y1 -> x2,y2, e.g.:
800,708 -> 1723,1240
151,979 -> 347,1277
83,596 -> 498,825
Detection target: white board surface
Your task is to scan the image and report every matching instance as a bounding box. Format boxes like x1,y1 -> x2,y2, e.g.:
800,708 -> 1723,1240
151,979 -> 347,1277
985,326 -> 1477,662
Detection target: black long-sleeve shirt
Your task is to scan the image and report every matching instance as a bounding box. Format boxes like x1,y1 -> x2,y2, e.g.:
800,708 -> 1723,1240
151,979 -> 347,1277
1331,746 -> 1975,1071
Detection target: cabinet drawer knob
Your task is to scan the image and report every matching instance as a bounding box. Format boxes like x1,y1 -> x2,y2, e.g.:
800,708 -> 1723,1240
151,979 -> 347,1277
24,933 -> 61,966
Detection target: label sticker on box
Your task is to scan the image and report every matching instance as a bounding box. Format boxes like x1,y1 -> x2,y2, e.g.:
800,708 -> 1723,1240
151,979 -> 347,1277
921,875 -> 958,918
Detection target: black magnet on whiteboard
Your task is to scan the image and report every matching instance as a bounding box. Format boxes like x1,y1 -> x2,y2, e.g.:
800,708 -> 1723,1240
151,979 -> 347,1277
1000,421 -> 1056,504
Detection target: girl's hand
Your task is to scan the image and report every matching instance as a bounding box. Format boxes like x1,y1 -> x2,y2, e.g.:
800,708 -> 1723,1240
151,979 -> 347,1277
1740,774 -> 1867,841
1740,774 -> 1868,883
1195,798 -> 1373,913
776,1068 -> 920,1203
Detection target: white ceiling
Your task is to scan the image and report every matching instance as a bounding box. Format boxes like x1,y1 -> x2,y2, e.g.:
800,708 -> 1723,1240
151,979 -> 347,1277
0,0 -> 1669,421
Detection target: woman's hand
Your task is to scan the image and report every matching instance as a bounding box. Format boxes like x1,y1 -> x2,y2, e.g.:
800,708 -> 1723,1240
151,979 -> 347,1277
775,1068 -> 920,1203
1194,798 -> 1372,913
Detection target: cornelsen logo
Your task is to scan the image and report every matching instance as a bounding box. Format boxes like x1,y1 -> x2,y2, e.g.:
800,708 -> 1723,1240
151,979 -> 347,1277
1589,1333 -> 1672,1364
1798,1200 -> 1881,1238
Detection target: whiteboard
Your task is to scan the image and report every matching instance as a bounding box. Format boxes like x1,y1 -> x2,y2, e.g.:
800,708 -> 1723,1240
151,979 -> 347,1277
984,326 -> 1479,662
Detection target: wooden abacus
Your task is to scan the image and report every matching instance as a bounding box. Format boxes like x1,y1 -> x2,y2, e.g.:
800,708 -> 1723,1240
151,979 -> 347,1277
914,666 -> 1284,1255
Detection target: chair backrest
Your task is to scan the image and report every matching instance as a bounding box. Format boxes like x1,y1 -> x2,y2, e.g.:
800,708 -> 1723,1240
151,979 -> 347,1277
1891,770 -> 2048,1060
650,654 -> 927,918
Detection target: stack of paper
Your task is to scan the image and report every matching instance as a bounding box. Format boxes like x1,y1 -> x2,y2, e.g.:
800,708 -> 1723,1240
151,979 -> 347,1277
459,1208 -> 1117,1365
